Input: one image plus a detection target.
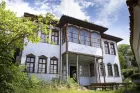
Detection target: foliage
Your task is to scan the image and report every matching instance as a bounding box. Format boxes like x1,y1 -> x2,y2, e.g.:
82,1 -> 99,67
0,1 -> 57,93
118,44 -> 137,69
122,67 -> 139,79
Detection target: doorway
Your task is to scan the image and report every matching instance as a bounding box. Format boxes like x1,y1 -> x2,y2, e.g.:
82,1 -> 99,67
70,66 -> 76,78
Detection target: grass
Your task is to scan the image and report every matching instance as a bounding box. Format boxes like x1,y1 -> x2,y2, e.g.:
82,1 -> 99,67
30,88 -> 116,93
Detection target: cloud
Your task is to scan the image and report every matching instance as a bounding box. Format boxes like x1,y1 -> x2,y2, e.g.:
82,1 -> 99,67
55,0 -> 90,20
5,0 -> 90,20
5,0 -> 51,17
93,0 -> 125,27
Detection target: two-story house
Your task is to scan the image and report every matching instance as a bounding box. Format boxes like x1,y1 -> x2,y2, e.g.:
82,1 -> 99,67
19,13 -> 123,86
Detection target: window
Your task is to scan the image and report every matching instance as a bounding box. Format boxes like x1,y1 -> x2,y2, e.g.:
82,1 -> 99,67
67,25 -> 101,48
104,41 -> 110,54
80,29 -> 90,46
90,63 -> 94,76
41,33 -> 47,43
68,26 -> 79,43
51,29 -> 59,45
107,63 -> 113,76
110,43 -> 116,55
25,54 -> 35,73
100,63 -> 106,76
79,65 -> 89,76
38,55 -> 47,73
50,57 -> 58,74
91,33 -> 100,47
114,64 -> 119,76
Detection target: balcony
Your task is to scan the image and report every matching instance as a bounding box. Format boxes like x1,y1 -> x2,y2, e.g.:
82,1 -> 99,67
61,25 -> 102,57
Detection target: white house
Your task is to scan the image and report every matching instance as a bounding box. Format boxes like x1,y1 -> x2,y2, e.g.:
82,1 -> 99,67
17,13 -> 123,86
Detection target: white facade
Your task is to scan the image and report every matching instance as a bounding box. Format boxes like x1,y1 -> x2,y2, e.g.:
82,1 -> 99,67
19,15 -> 122,86
100,39 -> 122,83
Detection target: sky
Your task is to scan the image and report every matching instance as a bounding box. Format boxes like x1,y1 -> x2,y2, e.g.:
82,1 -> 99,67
3,0 -> 130,44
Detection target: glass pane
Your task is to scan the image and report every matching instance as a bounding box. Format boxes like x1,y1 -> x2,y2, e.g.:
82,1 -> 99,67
43,59 -> 46,63
30,64 -> 33,67
54,65 -> 57,69
39,64 -> 42,68
38,68 -> 41,72
31,58 -> 34,62
68,37 -> 72,42
68,27 -> 72,33
55,32 -> 58,36
73,38 -> 78,43
85,31 -> 90,37
73,34 -> 78,38
51,60 -> 54,64
51,65 -> 53,69
30,67 -> 33,72
26,63 -> 30,67
54,61 -> 57,64
27,58 -> 30,62
39,59 -> 42,63
80,30 -> 85,36
42,64 -> 45,68
54,70 -> 57,73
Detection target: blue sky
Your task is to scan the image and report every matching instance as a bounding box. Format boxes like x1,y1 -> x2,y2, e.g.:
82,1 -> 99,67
5,0 -> 130,44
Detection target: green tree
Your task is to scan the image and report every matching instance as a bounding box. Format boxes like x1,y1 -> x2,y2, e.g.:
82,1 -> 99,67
118,44 -> 137,69
118,44 -> 139,81
0,1 -> 57,93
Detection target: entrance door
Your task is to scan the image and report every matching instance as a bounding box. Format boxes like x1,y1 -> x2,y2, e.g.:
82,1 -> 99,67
70,66 -> 76,78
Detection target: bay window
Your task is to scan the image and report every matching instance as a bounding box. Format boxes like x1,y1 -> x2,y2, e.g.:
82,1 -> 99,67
66,25 -> 101,48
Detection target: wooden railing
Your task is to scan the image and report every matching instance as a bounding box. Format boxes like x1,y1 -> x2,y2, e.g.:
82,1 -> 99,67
89,83 -> 139,90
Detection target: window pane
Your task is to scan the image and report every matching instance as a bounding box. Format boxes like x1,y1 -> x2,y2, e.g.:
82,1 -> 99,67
51,31 -> 58,45
42,64 -> 45,68
27,58 -> 31,62
30,64 -> 33,68
73,38 -> 78,43
39,64 -> 42,68
54,60 -> 57,64
39,59 -> 42,63
31,58 -> 34,62
43,59 -> 46,63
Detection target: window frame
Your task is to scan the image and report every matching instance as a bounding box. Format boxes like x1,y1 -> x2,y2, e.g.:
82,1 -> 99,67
50,56 -> 58,74
25,54 -> 35,73
51,29 -> 59,45
110,43 -> 116,55
79,65 -> 89,77
114,64 -> 119,77
67,25 -> 101,48
79,29 -> 91,46
68,26 -> 79,43
104,41 -> 110,54
37,55 -> 47,73
107,63 -> 113,76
